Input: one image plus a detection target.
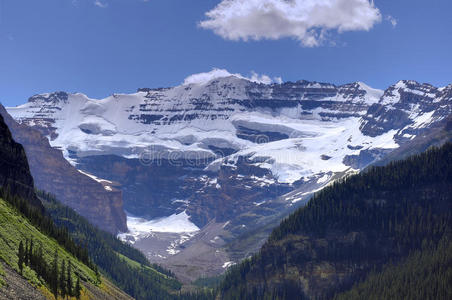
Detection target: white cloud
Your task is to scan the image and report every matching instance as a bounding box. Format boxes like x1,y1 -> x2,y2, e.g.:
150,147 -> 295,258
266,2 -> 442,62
386,15 -> 397,28
199,0 -> 382,47
274,76 -> 283,84
183,68 -> 282,86
94,0 -> 108,8
249,71 -> 273,85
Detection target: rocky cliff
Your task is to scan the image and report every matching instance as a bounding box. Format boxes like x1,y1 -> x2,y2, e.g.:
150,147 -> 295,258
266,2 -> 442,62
0,105 -> 126,233
0,113 -> 42,210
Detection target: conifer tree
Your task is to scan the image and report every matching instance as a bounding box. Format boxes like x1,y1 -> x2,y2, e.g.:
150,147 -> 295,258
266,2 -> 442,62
66,260 -> 73,297
37,244 -> 44,277
18,240 -> 24,275
75,276 -> 81,300
29,239 -> 34,268
24,239 -> 29,266
51,250 -> 59,300
60,259 -> 66,298
94,265 -> 100,283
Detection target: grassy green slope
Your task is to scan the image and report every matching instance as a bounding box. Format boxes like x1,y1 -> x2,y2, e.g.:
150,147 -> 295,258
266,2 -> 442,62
0,198 -> 95,287
0,197 -> 131,299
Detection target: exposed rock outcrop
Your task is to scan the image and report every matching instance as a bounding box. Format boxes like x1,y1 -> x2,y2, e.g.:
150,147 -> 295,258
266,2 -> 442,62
0,105 -> 126,233
0,113 -> 42,210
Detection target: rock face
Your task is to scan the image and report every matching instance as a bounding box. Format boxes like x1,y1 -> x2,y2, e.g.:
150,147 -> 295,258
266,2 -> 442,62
371,113 -> 452,167
361,81 -> 452,139
0,113 -> 42,210
0,105 -> 127,233
5,77 -> 452,278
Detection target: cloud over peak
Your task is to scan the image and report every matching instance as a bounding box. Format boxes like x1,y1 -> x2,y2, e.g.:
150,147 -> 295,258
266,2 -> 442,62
199,0 -> 382,47
183,69 -> 282,86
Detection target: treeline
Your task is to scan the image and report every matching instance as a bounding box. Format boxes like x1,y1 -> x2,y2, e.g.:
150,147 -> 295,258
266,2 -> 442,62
0,186 -> 94,270
37,190 -> 182,300
218,143 -> 452,299
17,239 -> 83,299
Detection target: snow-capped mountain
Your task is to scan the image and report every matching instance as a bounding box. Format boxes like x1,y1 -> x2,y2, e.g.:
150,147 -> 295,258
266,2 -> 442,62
8,78 -> 383,164
6,74 -> 451,279
0,104 -> 127,233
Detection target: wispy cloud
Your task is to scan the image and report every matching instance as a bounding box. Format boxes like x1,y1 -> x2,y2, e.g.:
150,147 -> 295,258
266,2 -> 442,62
94,0 -> 108,8
386,15 -> 398,28
91,0 -> 149,8
199,0 -> 382,47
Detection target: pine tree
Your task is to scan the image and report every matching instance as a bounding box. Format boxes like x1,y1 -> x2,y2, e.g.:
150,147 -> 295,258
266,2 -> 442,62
60,259 -> 66,298
75,276 -> 81,300
24,239 -> 29,266
66,260 -> 72,297
18,241 -> 24,275
36,244 -> 44,277
94,265 -> 100,283
51,250 -> 59,300
29,239 -> 34,268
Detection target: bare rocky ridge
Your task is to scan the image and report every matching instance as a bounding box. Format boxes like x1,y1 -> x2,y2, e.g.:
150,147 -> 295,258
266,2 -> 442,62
361,81 -> 452,139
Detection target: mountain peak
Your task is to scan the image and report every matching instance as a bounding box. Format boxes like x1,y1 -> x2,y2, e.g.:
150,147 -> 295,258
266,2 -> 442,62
392,80 -> 437,90
28,91 -> 69,104
355,81 -> 384,100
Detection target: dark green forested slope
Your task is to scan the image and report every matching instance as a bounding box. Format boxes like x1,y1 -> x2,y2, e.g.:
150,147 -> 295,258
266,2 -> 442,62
36,190 -> 183,300
334,236 -> 452,300
218,143 -> 452,299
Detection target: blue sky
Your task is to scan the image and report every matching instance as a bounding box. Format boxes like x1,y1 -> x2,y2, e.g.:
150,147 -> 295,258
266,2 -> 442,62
0,0 -> 451,106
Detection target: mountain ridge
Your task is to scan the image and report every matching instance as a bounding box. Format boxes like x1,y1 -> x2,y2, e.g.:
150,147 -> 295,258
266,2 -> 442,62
5,77 -> 451,280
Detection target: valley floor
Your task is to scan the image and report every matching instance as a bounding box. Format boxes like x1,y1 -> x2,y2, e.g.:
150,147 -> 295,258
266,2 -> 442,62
124,221 -> 231,283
